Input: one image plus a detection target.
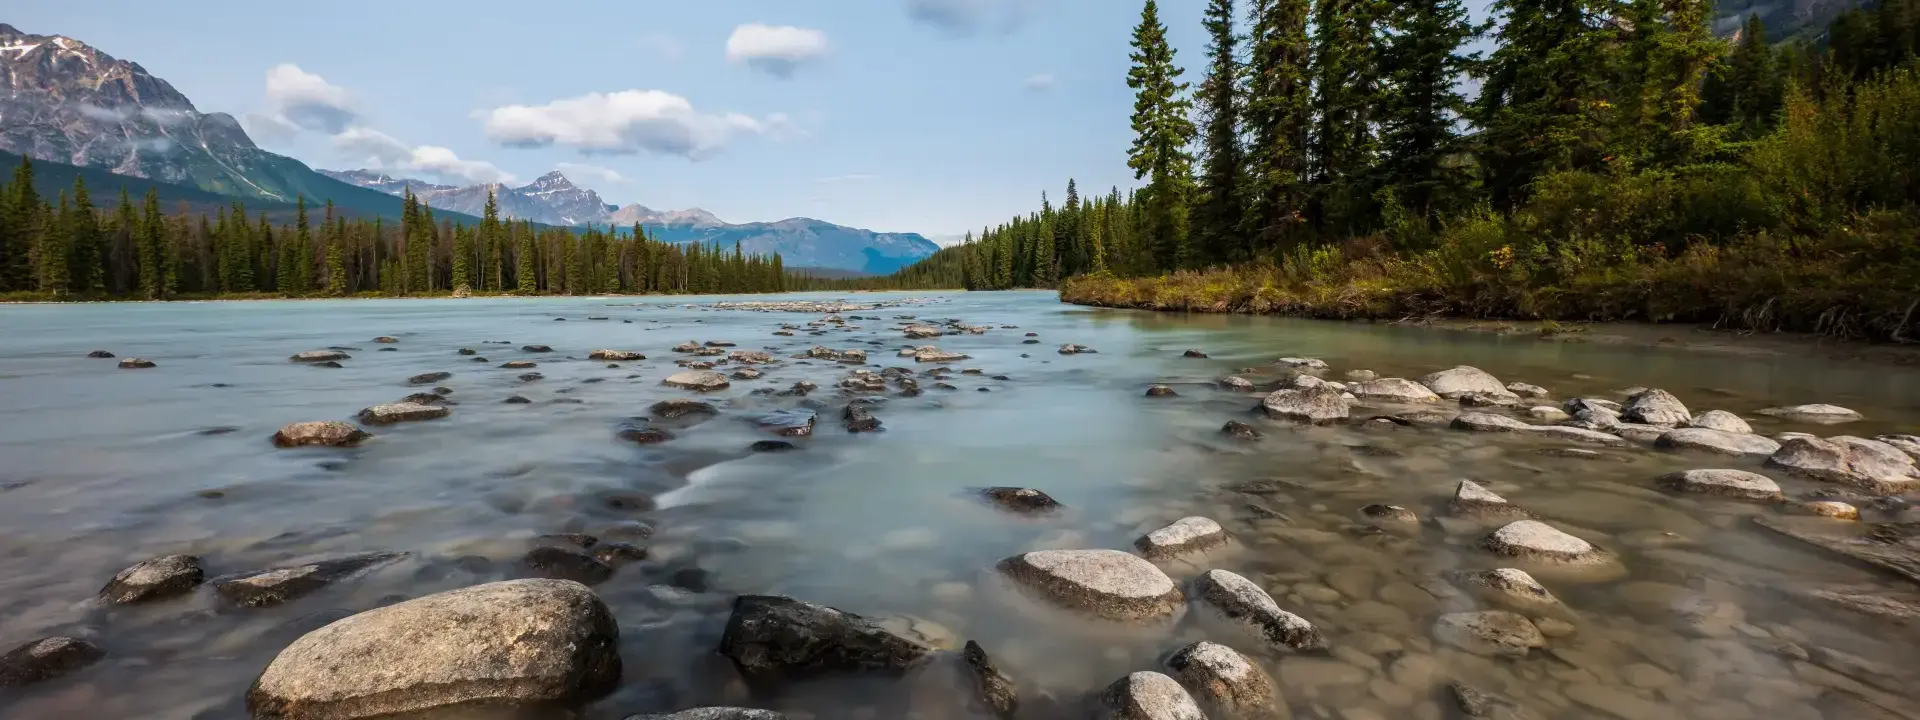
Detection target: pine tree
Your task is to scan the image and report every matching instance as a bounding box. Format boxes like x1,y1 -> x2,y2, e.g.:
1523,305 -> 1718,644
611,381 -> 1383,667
1375,0 -> 1478,222
326,201 -> 348,295
1475,0 -> 1616,207
279,197 -> 307,294
1245,0 -> 1314,255
138,188 -> 167,300
39,191 -> 72,294
4,157 -> 41,292
1194,0 -> 1248,266
111,189 -> 136,294
411,205 -> 433,292
1705,15 -> 1782,138
1309,0 -> 1385,232
1127,0 -> 1199,271
516,220 -> 538,294
68,177 -> 102,293
1640,0 -> 1722,162
483,190 -> 503,291
452,221 -> 473,292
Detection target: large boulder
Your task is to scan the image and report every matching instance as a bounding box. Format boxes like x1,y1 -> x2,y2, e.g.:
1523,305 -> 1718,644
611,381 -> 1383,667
1657,469 -> 1784,502
1766,436 -> 1920,494
1098,671 -> 1206,720
1655,428 -> 1781,457
1348,378 -> 1441,403
246,579 -> 620,719
356,402 -> 449,425
1621,388 -> 1690,426
1164,642 -> 1279,717
100,554 -> 204,604
1259,386 -> 1349,424
1432,611 -> 1547,657
1755,404 -> 1864,424
272,421 -> 371,448
663,371 -> 731,392
1687,410 -> 1753,434
1134,517 -> 1227,559
1479,521 -> 1614,567
716,595 -> 932,688
997,549 -> 1185,622
1191,569 -> 1325,651
1419,366 -> 1514,400
0,637 -> 105,687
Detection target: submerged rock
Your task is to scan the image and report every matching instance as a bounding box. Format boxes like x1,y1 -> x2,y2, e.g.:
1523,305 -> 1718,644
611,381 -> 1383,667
651,399 -> 719,419
1145,384 -> 1178,397
1218,376 -> 1256,392
1433,610 -> 1546,657
1766,436 -> 1920,494
717,595 -> 933,688
100,554 -> 204,604
1621,388 -> 1690,426
405,371 -> 451,386
1259,385 -> 1350,424
1182,349 -> 1209,358
1506,382 -> 1549,398
1451,568 -> 1564,617
500,360 -> 537,369
751,440 -> 798,452
0,637 -> 105,687
246,579 -> 619,719
118,357 -> 156,369
843,403 -> 882,433
628,709 -> 788,720
1191,569 -> 1324,651
272,421 -> 371,448
1221,421 -> 1263,440
977,487 -> 1063,513
1058,344 -> 1096,355
1655,428 -> 1780,457
1272,357 -> 1328,370
663,371 -> 731,392
588,349 -> 645,361
291,350 -> 350,363
214,551 -> 407,607
617,426 -> 675,445
1450,412 -> 1532,432
1098,671 -> 1205,720
1348,378 -> 1440,403
997,549 -> 1185,622
1753,516 -> 1920,586
1449,480 -> 1530,519
522,344 -> 554,353
1134,517 -> 1227,559
1448,682 -> 1541,720
1164,641 -> 1278,717
963,641 -> 1019,719
356,402 -> 449,425
1419,366 -> 1513,400
1755,404 -> 1864,424
523,546 -> 615,585
86,350 -> 115,358
1657,469 -> 1784,502
1480,521 -> 1612,566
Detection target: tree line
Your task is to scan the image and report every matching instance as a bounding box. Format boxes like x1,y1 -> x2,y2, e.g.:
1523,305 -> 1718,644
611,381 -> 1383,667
0,164 -> 789,299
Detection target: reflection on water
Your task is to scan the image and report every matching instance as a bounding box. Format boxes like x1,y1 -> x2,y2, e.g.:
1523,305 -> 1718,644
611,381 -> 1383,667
1,291 -> 1918,719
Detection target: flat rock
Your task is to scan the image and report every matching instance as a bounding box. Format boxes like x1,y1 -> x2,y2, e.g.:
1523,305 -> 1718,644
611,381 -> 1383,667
588,349 -> 645,361
86,349 -> 115,358
963,641 -> 1018,719
1451,568 -> 1564,616
1687,410 -> 1753,434
1621,388 -> 1689,425
524,546 -> 615,584
0,637 -> 105,687
913,346 -> 969,363
1260,385 -> 1349,424
977,487 -> 1062,513
1134,517 -> 1227,559
717,595 -> 932,688
1098,671 -> 1205,720
997,549 -> 1184,622
356,402 -> 449,425
1218,376 -> 1255,392
1348,378 -> 1440,403
213,551 -> 407,608
728,349 -> 774,364
1753,516 -> 1920,586
406,371 -> 451,386
652,399 -> 719,419
1449,480 -> 1530,519
500,360 -> 537,369
1450,412 -> 1532,432
1192,569 -> 1325,651
663,371 -> 731,392
246,579 -> 619,719
1360,504 -> 1418,525
1506,382 -> 1549,398
756,409 -> 817,437
1766,436 -> 1920,494
1479,521 -> 1612,566
1531,424 -> 1629,446
1272,357 -> 1328,370
1165,641 -> 1278,717
1657,469 -> 1784,502
1879,434 -> 1920,461
522,344 -> 554,353
1656,427 -> 1781,456
1419,366 -> 1514,400
118,357 -> 156,368
1755,404 -> 1863,423
272,421 -> 370,448
290,350 -> 350,363
101,554 -> 204,604
1433,610 -> 1546,657
1058,344 -> 1096,355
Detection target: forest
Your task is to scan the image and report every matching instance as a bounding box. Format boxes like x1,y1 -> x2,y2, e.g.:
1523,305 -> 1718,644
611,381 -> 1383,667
0,166 -> 790,300
843,0 -> 1920,341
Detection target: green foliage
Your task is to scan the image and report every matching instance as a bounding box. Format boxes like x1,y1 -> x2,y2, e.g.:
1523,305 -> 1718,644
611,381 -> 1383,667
1127,1 -> 1198,270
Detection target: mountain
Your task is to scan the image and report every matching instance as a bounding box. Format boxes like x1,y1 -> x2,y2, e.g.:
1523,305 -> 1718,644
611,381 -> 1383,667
0,23 -> 479,224
325,168 -> 940,273
1715,0 -> 1862,40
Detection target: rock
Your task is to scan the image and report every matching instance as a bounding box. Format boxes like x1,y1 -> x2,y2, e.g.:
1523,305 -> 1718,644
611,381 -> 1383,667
522,344 -> 554,353
1219,375 -> 1256,392
903,324 -> 944,339
1134,517 -> 1227,559
1360,504 -> 1418,525
627,709 -> 786,720
1752,516 -> 1920,586
617,426 -> 675,445
1272,357 -> 1328,370
1165,642 -> 1277,717
1459,391 -> 1521,408
1671,593 -> 1745,638
272,421 -> 371,448
397,392 -> 449,406
717,595 -> 932,688
1098,671 -> 1205,720
1145,384 -> 1178,397
1480,521 -> 1612,566
705,340 -> 738,348
1791,500 -> 1860,519
672,341 -> 701,353
100,554 -> 204,604
113,357 -> 155,369
978,487 -> 1062,513
0,637 -> 105,687
1221,421 -> 1262,439
1878,434 -> 1920,461
913,346 -> 969,363
731,368 -> 762,380
963,641 -> 1018,719
1451,568 -> 1563,616
1621,388 -> 1689,425
1260,385 -> 1350,424
1766,436 -> 1920,494
1348,378 -> 1441,403
246,579 -> 619,719
356,402 -> 450,425
1562,397 -> 1622,428
1182,349 -> 1209,358
651,399 -> 719,419
214,551 -> 407,607
406,371 -> 451,386
86,349 -> 115,358
1755,404 -> 1864,423
1655,427 -> 1781,457
663,371 -> 731,392
1526,406 -> 1570,421
1058,344 -> 1096,355
372,336 -> 399,344
588,349 -> 645,361
1433,611 -> 1546,657
1345,369 -> 1378,381
524,546 -> 615,585
503,395 -> 532,404
843,403 -> 882,433
291,350 -> 350,363
1192,569 -> 1325,650
1450,412 -> 1532,432
1657,469 -> 1784,502
1687,410 -> 1753,434
518,372 -> 545,382
1449,480 -> 1530,519
457,348 -> 476,355
500,360 -> 537,369
1418,366 -> 1513,400
728,349 -> 774,364
997,549 -> 1185,622
1530,425 -> 1629,446
1506,382 -> 1549,398
750,440 -> 797,452
1447,683 -> 1541,720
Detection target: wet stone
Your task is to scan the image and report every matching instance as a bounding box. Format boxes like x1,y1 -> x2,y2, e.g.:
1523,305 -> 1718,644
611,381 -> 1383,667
518,372 -> 544,382
1349,378 -> 1441,403
118,357 -> 156,368
1479,521 -> 1612,566
717,594 -> 933,689
500,360 -> 537,369
1622,388 -> 1690,426
588,349 -> 645,361
1657,469 -> 1784,502
406,371 -> 451,386
651,399 -> 719,419
1433,610 -> 1546,657
523,546 -> 615,585
291,350 -> 350,363
0,637 -> 106,687
843,403 -> 882,433
1360,504 -> 1419,525
997,549 -> 1185,622
357,402 -> 450,425
1450,412 -> 1532,432
1098,671 -> 1205,720
1448,682 -> 1542,720
1688,409 -> 1753,434
522,344 -> 554,353
617,425 -> 675,445
1221,421 -> 1263,440
503,395 -> 532,404
1419,366 -> 1514,400
213,551 -> 407,607
273,421 -> 371,448
977,486 -> 1062,513
1450,480 -> 1530,519
1260,385 -> 1350,424
963,640 -> 1019,719
1656,428 -> 1781,457
1506,382 -> 1549,398
86,349 -> 115,358
628,709 -> 789,719
1755,404 -> 1864,424
1134,516 -> 1227,559
1766,436 -> 1920,494
1192,569 -> 1325,651
101,554 -> 204,604
1145,384 -> 1178,397
1165,641 -> 1277,717
750,440 -> 797,452
1451,568 -> 1564,617
663,370 -> 731,392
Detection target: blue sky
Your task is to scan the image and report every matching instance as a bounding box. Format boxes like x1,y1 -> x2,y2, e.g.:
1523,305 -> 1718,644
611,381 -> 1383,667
17,0 -> 1225,239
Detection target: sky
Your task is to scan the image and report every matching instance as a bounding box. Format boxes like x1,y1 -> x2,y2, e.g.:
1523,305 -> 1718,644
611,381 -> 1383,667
16,0 -> 1226,241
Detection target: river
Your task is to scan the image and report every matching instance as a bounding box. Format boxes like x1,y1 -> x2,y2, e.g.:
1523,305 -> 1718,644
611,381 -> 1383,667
1,290 -> 1917,719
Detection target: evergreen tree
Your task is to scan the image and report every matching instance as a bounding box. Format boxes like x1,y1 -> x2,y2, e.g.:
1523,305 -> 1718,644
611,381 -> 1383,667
111,189 -> 136,294
138,188 -> 167,299
1703,15 -> 1783,138
1126,0 -> 1199,271
1245,0 -> 1314,255
4,157 -> 40,292
1375,0 -> 1478,222
279,197 -> 308,294
452,220 -> 473,291
483,190 -> 503,291
40,191 -> 71,294
326,201 -> 348,295
1308,0 -> 1384,232
1475,0 -> 1616,207
1193,0 -> 1248,266
515,219 -> 537,294
68,177 -> 102,293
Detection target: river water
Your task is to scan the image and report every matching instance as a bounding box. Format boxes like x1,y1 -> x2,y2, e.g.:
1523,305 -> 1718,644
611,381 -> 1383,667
1,291 -> 1917,719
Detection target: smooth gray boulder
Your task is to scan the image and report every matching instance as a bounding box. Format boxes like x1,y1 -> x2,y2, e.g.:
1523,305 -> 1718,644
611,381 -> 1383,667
1449,480 -> 1530,519
1479,521 -> 1613,566
1259,385 -> 1350,424
1433,611 -> 1547,657
1134,517 -> 1227,559
1419,366 -> 1515,400
101,554 -> 204,604
1766,436 -> 1920,494
1165,641 -> 1279,717
0,637 -> 105,687
664,370 -> 731,391
1876,434 -> 1920,461
717,595 -> 932,687
246,579 -> 619,719
588,349 -> 645,361
1348,378 -> 1440,403
1755,404 -> 1863,423
1687,410 -> 1753,434
1655,428 -> 1781,457
290,350 -> 349,363
1191,569 -> 1325,651
1450,412 -> 1532,432
355,402 -> 449,426
1451,568 -> 1565,617
272,421 -> 371,448
1561,398 -> 1622,428
1621,388 -> 1690,426
998,550 -> 1185,622
1098,671 -> 1205,720
1656,469 -> 1784,502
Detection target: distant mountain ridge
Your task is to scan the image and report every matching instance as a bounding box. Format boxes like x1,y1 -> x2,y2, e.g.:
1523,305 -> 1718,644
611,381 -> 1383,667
321,167 -> 940,273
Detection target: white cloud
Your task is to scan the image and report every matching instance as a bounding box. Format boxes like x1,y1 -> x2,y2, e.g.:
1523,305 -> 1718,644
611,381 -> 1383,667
242,112 -> 301,147
265,63 -> 357,134
1023,73 -> 1056,92
725,23 -> 829,79
334,126 -> 514,185
556,162 -> 628,184
907,0 -> 1036,36
478,90 -> 783,160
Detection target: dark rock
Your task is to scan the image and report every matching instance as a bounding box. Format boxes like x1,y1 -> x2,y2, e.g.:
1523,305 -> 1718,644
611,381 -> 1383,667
843,404 -> 882,433
397,393 -> 449,406
618,424 -> 675,445
651,399 -> 720,419
86,350 -> 114,358
100,554 -> 204,604
504,396 -> 533,404
593,543 -> 649,567
313,360 -> 343,368
1145,385 -> 1178,397
407,371 -> 452,386
472,356 -> 489,363
964,640 -> 1018,719
518,372 -> 544,382
598,492 -> 656,513
1221,421 -> 1263,440
535,533 -> 597,549
501,360 -> 537,369
373,336 -> 399,344
671,567 -> 711,592
377,347 -> 397,352
118,357 -> 156,369
977,487 -> 1062,513
717,595 -> 934,689
458,348 -> 477,355
751,440 -> 799,452
1448,682 -> 1543,719
213,551 -> 408,608
523,546 -> 615,585
272,421 -> 371,448
523,345 -> 554,353
0,637 -> 105,687
198,426 -> 240,436
291,350 -> 350,363
757,409 -> 817,437
357,402 -> 450,425
1183,349 -> 1209,358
